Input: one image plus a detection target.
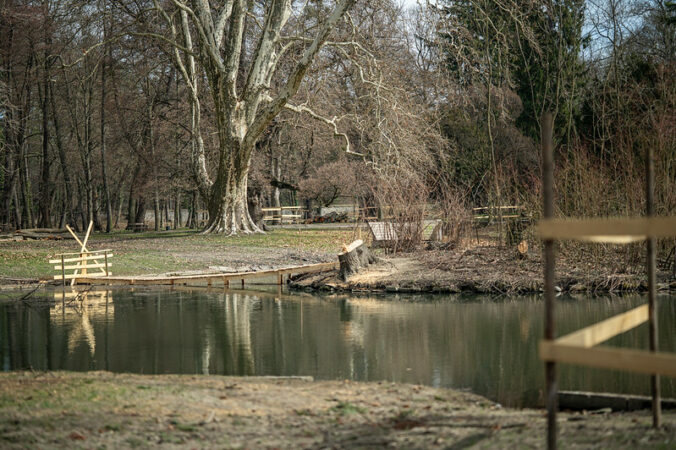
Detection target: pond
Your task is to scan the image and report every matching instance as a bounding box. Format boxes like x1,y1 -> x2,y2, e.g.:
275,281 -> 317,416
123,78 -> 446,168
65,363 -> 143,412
0,287 -> 674,408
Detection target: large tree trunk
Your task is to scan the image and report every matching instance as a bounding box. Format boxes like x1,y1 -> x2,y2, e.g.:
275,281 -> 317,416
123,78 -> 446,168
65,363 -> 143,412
50,79 -> 76,228
271,156 -> 281,224
38,63 -> 52,228
134,197 -> 146,225
204,176 -> 259,234
204,148 -> 260,235
174,193 -> 182,229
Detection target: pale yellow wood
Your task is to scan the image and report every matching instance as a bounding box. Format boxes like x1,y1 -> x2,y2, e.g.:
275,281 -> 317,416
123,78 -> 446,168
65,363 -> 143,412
67,221 -> 95,286
50,249 -> 112,258
339,239 -> 363,255
49,253 -> 113,264
54,263 -> 112,271
539,341 -> 676,378
556,305 -> 648,348
537,216 -> 676,240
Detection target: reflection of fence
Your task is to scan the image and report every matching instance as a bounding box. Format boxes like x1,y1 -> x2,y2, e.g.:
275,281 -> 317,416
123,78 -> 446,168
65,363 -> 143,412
50,250 -> 113,285
538,112 -> 676,449
262,206 -> 303,224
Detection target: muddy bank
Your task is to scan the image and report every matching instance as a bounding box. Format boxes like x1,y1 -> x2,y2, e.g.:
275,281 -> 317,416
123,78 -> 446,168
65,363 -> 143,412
0,371 -> 674,449
291,246 -> 676,295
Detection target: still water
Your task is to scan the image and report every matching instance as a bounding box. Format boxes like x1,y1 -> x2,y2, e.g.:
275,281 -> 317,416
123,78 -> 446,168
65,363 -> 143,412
0,287 -> 674,408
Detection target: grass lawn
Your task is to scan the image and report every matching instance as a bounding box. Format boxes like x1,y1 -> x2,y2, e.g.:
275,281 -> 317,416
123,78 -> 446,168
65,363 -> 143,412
0,228 -> 357,281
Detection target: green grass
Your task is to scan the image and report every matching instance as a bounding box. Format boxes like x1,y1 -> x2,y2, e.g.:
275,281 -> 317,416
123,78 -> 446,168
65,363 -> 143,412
0,228 -> 354,280
330,401 -> 367,416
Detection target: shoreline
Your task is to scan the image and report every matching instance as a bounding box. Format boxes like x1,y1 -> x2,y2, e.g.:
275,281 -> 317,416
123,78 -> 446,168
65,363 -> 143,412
290,256 -> 676,295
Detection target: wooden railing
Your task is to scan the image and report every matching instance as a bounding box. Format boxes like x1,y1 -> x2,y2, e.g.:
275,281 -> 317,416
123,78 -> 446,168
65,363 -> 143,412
472,205 -> 525,223
262,206 -> 304,224
50,249 -> 113,285
538,112 -> 674,449
539,301 -> 676,378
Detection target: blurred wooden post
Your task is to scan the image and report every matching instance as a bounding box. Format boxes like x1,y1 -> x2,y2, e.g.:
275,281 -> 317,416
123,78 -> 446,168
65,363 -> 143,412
542,112 -> 557,450
646,145 -> 661,428
61,255 -> 66,286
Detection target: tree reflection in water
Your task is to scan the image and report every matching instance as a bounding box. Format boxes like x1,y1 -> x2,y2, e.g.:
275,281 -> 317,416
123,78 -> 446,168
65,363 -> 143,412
0,288 -> 673,408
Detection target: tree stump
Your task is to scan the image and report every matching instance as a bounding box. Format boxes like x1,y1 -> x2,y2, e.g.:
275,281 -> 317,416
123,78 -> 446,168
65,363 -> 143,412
338,239 -> 378,281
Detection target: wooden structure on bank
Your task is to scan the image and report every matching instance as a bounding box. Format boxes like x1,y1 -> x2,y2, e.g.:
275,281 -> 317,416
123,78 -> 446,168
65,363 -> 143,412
538,112 -> 676,449
74,261 -> 338,287
368,219 -> 442,246
50,221 -> 113,286
262,206 -> 303,224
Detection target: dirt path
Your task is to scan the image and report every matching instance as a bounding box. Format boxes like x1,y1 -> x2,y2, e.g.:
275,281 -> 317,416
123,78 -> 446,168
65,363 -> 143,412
0,371 -> 673,449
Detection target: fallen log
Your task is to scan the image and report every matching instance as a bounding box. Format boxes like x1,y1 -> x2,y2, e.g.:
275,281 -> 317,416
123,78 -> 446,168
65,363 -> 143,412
338,239 -> 378,281
14,230 -> 72,240
16,228 -> 69,234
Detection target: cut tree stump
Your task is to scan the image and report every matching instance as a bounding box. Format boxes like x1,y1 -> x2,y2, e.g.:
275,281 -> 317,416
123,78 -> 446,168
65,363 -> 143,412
338,239 -> 378,281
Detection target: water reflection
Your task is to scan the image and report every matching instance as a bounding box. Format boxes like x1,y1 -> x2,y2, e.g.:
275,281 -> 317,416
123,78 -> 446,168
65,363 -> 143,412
0,287 -> 673,408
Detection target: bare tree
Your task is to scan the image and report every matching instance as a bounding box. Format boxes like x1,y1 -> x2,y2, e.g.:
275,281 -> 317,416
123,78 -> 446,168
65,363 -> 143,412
136,0 -> 358,234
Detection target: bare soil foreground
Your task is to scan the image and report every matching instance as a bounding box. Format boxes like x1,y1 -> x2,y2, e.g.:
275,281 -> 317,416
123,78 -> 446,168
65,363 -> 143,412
1,371 -> 674,449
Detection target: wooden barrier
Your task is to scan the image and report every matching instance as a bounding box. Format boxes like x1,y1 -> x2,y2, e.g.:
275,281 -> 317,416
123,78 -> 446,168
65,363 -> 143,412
472,205 -> 524,222
540,303 -> 676,378
262,206 -> 304,224
537,217 -> 676,243
538,112 -> 675,448
50,250 -> 113,284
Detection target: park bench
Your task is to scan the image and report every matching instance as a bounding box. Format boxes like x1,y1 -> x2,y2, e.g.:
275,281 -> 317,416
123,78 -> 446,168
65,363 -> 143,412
127,222 -> 149,232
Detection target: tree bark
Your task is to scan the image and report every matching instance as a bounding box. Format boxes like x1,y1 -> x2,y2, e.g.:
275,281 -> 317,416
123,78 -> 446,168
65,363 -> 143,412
175,193 -> 182,229
338,240 -> 378,281
272,156 -> 281,224
134,197 -> 146,225
100,11 -> 112,233
38,51 -> 52,228
49,76 -> 76,228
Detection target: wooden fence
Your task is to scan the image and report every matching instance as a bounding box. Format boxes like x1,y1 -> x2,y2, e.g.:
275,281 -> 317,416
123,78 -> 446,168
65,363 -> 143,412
262,206 -> 304,224
538,112 -> 675,449
50,249 -> 113,285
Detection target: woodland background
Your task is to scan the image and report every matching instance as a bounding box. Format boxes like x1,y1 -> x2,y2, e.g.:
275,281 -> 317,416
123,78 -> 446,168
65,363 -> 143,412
0,0 -> 673,238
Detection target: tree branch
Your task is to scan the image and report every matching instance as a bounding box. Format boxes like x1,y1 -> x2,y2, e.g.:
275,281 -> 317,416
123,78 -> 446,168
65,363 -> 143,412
281,101 -> 364,157
244,0 -> 357,150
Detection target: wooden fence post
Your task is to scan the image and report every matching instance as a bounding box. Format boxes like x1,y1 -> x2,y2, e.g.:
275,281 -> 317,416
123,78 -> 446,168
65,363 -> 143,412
542,112 -> 557,450
646,145 -> 661,428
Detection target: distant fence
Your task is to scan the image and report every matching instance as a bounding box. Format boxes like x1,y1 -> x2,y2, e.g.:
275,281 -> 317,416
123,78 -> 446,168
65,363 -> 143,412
262,206 -> 304,224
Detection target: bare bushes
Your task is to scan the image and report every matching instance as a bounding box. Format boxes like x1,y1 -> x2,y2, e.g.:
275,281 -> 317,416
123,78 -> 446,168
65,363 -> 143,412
370,175 -> 430,253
